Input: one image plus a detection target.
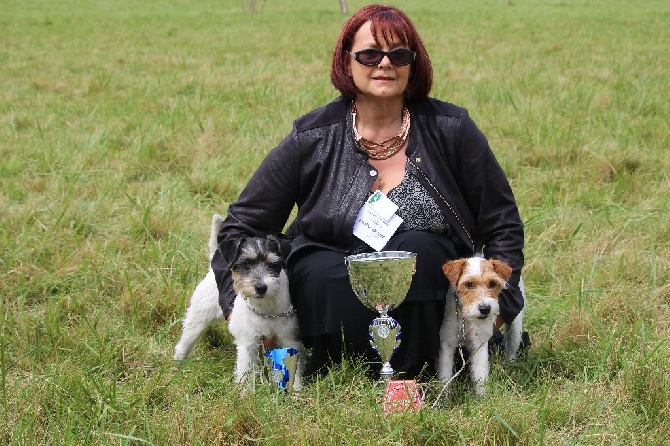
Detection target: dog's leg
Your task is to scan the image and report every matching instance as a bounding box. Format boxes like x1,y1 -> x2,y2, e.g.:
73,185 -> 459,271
504,310 -> 523,361
437,294 -> 459,383
174,271 -> 223,360
234,341 -> 259,385
504,277 -> 526,361
468,332 -> 490,397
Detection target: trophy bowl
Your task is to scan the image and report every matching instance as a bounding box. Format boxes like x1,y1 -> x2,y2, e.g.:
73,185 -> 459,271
344,251 -> 416,379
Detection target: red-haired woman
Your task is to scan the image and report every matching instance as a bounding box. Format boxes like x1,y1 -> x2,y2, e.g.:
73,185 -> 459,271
212,5 -> 525,379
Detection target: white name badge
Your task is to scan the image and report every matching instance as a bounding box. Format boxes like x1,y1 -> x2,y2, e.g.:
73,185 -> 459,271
353,190 -> 403,251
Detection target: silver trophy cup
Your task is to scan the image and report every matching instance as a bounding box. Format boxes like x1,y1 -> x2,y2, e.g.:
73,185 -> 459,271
345,251 -> 416,379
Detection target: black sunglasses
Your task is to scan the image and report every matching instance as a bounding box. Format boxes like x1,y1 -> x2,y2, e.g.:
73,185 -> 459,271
349,48 -> 416,67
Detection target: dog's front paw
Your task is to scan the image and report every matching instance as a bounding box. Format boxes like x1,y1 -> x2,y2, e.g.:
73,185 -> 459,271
173,346 -> 189,361
474,383 -> 486,397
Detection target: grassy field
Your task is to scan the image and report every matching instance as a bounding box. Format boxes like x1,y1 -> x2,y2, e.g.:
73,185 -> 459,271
1,0 -> 669,444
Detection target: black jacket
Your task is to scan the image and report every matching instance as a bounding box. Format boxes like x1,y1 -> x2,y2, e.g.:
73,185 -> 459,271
212,96 -> 525,322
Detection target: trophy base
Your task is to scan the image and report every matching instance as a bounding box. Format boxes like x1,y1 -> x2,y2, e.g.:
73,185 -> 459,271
383,379 -> 424,413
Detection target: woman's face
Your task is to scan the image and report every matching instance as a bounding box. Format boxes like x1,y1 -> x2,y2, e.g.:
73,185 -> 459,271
347,21 -> 412,101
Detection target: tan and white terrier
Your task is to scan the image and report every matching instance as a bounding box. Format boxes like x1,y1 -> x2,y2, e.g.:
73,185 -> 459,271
437,257 -> 524,396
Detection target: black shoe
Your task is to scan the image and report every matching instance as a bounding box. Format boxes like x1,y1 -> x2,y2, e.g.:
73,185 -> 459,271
520,331 -> 531,351
489,331 -> 505,355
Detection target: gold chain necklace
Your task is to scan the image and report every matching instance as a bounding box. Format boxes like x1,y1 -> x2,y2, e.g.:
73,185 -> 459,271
352,103 -> 410,160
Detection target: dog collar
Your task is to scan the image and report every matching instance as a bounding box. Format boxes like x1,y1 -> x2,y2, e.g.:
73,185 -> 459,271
243,299 -> 296,319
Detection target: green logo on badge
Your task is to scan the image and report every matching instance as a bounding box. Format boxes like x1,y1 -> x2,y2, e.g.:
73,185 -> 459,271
368,191 -> 382,204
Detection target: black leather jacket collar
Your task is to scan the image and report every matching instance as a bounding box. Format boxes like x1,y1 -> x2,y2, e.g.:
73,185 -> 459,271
213,96 -> 524,322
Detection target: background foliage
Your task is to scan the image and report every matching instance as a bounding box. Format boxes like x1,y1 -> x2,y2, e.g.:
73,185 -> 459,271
1,0 -> 668,444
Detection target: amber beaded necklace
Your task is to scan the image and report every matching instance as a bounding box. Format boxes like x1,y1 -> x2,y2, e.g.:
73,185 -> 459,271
352,102 -> 410,160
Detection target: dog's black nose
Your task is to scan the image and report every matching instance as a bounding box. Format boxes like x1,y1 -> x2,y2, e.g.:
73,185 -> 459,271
255,283 -> 268,295
479,304 -> 491,316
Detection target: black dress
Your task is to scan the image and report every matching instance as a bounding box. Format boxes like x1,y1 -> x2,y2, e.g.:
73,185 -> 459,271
287,170 -> 461,378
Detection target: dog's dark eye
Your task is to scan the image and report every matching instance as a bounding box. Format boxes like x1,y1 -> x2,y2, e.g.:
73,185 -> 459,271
233,260 -> 251,271
488,280 -> 499,289
464,281 -> 475,289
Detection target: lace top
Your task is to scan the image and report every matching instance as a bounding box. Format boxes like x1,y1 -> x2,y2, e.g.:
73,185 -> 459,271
387,170 -> 452,236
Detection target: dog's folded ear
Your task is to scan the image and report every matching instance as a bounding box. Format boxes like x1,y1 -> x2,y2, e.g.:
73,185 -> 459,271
220,238 -> 245,264
442,259 -> 467,287
267,235 -> 293,262
490,259 -> 513,283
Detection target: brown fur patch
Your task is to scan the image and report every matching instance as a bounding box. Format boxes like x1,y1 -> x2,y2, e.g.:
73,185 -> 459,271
442,259 -> 467,287
489,259 -> 513,282
442,258 -> 512,312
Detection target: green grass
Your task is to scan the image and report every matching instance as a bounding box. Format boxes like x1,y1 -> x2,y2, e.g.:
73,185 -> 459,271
1,0 -> 669,444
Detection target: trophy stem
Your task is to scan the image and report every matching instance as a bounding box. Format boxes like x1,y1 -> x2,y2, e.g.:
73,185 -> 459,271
375,304 -> 390,318
369,315 -> 401,380
380,362 -> 394,380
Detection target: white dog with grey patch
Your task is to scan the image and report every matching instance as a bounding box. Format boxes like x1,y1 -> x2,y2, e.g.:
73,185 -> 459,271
174,214 -> 303,388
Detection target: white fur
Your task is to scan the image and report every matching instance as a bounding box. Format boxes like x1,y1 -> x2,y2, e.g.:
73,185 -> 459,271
227,271 -> 303,386
173,214 -> 225,361
173,214 -> 304,389
437,257 -> 525,396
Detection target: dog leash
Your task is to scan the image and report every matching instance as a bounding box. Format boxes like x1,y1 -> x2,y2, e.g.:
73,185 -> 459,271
243,299 -> 296,319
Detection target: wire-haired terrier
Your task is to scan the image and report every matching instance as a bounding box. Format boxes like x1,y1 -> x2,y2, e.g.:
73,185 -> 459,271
437,257 -> 525,396
174,214 -> 303,388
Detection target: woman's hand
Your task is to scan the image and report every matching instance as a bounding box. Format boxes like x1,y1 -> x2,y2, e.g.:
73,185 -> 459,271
493,314 -> 505,331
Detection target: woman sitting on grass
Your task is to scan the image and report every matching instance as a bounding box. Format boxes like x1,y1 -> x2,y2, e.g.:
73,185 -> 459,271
212,4 -> 525,379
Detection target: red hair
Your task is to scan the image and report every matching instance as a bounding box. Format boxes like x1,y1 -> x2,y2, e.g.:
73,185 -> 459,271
330,4 -> 433,101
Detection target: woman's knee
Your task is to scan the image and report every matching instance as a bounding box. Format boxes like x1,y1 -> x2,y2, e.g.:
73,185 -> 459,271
386,231 -> 459,266
288,249 -> 348,291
